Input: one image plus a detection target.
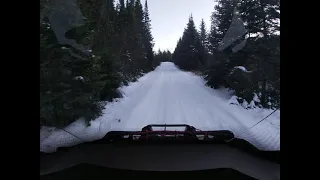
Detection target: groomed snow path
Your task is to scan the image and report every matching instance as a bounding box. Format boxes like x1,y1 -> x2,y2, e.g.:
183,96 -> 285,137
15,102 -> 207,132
40,62 -> 280,153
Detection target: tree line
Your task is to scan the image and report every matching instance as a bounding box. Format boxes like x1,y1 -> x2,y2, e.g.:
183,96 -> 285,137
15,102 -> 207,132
172,0 -> 280,109
40,0 -> 155,127
154,49 -> 173,64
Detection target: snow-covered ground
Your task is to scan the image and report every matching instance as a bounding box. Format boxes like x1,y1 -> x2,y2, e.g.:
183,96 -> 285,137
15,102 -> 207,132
40,62 -> 280,153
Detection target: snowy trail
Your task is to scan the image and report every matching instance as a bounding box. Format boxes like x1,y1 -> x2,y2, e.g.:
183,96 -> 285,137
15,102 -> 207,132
40,62 -> 280,153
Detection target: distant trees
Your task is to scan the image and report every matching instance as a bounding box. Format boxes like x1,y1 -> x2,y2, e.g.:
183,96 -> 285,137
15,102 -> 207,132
173,0 -> 280,109
40,0 -> 156,127
154,50 -> 172,64
198,19 -> 210,69
173,15 -> 204,71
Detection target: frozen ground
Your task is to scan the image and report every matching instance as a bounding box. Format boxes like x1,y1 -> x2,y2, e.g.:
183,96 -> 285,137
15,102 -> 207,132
40,62 -> 280,153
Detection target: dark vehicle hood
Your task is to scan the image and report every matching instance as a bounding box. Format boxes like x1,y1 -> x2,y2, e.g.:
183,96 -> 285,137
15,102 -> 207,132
40,127 -> 279,179
40,142 -> 279,180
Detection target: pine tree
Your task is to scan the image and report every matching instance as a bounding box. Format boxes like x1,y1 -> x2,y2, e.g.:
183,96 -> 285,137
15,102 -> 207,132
206,0 -> 238,71
115,0 -> 132,82
40,0 -> 159,127
40,21 -> 105,127
212,0 -> 238,37
198,19 -> 209,68
143,0 -> 154,47
120,0 -> 139,81
79,0 -> 121,102
237,0 -> 280,107
208,15 -> 220,54
143,0 -> 155,71
204,0 -> 280,108
40,0 -> 122,127
238,0 -> 280,37
154,50 -> 172,62
172,37 -> 182,63
132,0 -> 146,72
173,15 -> 202,70
199,19 -> 208,51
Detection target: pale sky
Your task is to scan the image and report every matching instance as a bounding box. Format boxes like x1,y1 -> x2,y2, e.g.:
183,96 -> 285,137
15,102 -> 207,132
146,0 -> 217,52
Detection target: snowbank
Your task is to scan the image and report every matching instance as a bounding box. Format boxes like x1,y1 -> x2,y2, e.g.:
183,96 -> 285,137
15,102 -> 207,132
228,96 -> 240,105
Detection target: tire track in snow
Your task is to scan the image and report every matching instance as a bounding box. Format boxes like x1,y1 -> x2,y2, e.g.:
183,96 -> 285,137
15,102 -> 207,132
110,70 -> 163,130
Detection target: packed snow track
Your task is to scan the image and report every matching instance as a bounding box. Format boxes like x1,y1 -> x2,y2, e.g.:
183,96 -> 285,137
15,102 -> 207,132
40,62 -> 280,153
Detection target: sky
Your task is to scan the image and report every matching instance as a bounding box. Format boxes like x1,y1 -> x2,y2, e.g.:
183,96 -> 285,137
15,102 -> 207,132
146,0 -> 217,52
